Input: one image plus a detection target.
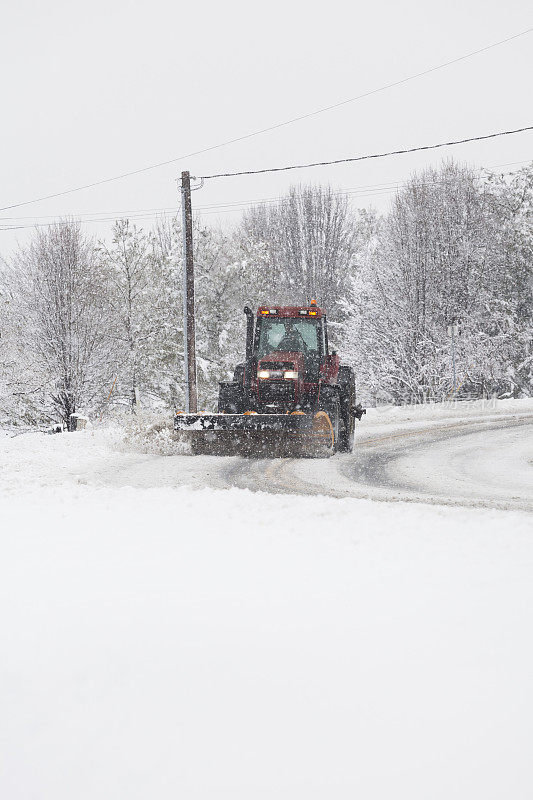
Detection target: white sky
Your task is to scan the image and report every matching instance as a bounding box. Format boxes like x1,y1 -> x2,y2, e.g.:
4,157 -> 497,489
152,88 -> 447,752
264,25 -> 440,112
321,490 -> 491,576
1,0 -> 532,255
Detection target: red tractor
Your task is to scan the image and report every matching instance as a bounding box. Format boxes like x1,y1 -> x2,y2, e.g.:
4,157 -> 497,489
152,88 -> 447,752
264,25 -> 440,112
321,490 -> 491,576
174,302 -> 365,456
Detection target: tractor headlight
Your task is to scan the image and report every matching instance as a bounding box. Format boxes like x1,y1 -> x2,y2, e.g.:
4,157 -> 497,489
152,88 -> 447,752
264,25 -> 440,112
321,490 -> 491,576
258,370 -> 271,379
284,370 -> 298,380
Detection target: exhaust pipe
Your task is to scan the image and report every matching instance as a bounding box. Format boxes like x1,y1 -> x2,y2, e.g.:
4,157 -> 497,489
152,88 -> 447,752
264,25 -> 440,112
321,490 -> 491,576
244,306 -> 255,391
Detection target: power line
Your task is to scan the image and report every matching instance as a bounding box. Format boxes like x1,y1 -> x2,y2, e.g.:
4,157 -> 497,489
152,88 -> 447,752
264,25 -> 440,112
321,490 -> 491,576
1,157 -> 529,228
0,159 -> 530,232
0,206 -> 178,221
2,161 -> 529,228
0,158 -> 533,222
2,167 -> 525,231
198,126 -> 533,179
1,27 -> 531,214
487,158 -> 533,170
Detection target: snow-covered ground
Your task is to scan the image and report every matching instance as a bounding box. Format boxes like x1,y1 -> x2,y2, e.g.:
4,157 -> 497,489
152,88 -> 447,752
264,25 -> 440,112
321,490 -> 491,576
1,400 -> 532,798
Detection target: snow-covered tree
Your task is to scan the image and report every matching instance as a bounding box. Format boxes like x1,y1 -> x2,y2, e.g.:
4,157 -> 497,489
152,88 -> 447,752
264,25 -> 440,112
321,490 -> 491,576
98,219 -> 173,411
146,214 -> 185,409
477,165 -> 533,397
2,165 -> 530,427
6,220 -> 115,427
241,185 -> 364,314
148,217 -> 267,410
0,279 -> 19,423
340,161 -> 533,403
193,226 -> 267,408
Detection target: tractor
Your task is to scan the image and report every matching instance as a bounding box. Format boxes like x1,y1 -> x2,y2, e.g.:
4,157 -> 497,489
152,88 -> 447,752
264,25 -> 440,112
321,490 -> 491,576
174,302 -> 365,456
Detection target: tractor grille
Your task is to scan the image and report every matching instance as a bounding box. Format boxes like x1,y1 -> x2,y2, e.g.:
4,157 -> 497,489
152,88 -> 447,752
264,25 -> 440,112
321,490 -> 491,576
260,361 -> 293,372
258,380 -> 295,406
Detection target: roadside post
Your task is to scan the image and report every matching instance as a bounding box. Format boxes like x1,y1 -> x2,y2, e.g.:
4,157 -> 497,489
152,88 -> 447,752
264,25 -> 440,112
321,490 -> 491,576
447,321 -> 459,395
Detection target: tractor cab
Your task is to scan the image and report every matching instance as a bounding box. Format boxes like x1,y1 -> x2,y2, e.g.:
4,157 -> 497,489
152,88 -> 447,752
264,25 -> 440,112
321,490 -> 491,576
255,307 -> 326,381
248,304 -> 339,413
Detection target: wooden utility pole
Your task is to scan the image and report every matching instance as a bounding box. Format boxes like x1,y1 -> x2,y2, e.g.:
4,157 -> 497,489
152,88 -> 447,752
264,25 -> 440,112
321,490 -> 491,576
181,170 -> 198,413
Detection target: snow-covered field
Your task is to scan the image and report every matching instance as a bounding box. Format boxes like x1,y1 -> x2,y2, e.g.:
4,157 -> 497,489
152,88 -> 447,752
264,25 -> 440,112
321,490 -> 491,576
1,401 -> 532,798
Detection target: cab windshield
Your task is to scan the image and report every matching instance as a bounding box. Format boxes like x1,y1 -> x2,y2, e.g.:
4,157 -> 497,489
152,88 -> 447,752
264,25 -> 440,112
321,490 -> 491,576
258,319 -> 318,358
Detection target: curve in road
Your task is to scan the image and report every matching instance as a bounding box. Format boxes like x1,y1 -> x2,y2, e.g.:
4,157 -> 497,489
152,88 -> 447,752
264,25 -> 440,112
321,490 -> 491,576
95,412 -> 533,512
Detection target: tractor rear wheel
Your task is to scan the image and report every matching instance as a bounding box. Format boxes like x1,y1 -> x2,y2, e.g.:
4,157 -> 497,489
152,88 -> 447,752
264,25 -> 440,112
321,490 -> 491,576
337,366 -> 356,453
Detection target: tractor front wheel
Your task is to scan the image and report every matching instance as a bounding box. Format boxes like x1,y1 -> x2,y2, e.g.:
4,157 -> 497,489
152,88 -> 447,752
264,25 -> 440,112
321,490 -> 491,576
310,397 -> 340,457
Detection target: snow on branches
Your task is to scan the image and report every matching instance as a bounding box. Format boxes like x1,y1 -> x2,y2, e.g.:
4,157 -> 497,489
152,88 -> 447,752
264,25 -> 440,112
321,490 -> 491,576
0,163 -> 531,427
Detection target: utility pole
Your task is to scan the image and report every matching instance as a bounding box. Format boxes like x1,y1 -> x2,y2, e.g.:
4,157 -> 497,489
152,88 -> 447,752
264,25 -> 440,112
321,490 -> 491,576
181,170 -> 197,413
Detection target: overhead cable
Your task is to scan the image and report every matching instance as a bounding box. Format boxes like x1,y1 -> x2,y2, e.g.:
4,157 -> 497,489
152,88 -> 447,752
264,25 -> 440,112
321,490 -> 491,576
1,167 -> 525,231
0,26 -> 531,212
1,159 -> 530,225
198,126 -> 533,179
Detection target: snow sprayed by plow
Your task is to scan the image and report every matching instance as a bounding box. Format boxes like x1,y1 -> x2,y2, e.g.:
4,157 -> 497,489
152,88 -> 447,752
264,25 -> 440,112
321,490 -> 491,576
122,411 -> 191,456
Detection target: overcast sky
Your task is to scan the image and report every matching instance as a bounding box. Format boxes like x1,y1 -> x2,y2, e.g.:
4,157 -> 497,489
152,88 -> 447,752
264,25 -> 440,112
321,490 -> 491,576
1,0 -> 532,254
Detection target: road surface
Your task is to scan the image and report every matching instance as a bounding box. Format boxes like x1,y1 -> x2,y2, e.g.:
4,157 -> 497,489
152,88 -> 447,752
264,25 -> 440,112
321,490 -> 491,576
97,409 -> 533,512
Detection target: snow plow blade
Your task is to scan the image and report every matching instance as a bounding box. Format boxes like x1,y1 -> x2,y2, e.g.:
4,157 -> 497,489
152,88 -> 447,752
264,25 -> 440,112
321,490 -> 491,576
174,412 -> 334,456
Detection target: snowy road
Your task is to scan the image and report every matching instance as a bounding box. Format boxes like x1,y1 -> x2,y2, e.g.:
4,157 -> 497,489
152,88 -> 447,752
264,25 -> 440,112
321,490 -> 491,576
95,408 -> 533,512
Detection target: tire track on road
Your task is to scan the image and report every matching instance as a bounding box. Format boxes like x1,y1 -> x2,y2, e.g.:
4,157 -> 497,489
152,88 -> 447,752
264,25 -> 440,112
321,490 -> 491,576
218,414 -> 533,512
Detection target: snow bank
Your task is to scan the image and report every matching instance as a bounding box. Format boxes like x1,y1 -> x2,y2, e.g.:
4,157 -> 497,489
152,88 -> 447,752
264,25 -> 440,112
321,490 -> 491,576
363,395 -> 533,434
